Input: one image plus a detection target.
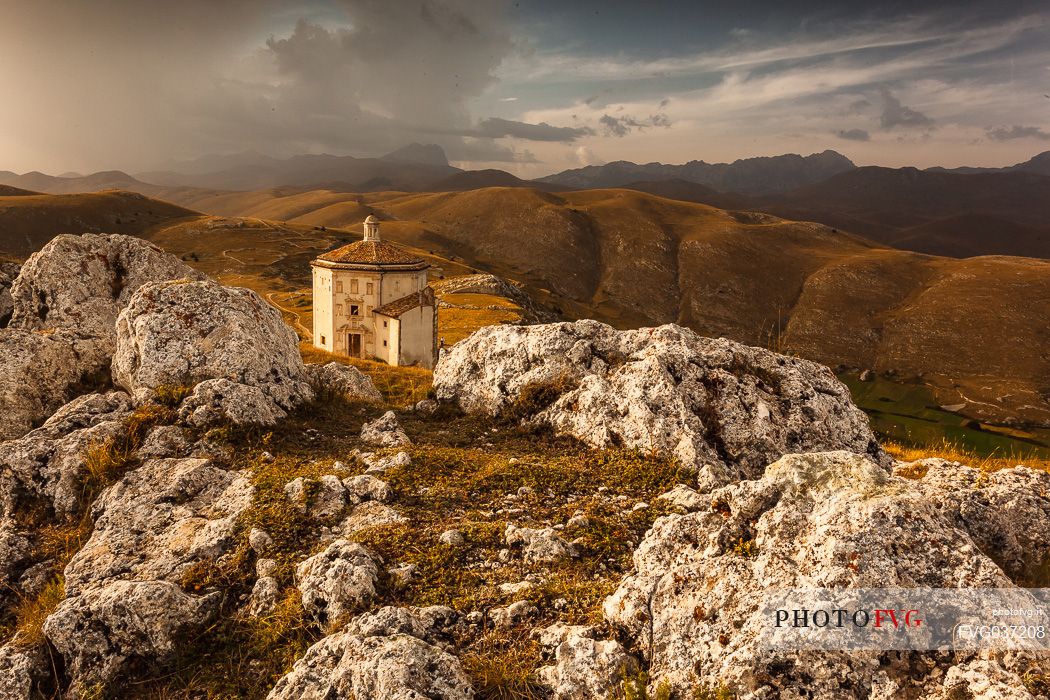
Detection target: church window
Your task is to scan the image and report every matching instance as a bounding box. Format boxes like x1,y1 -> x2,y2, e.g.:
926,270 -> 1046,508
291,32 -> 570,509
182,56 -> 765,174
383,340 -> 388,347
351,278 -> 359,293
335,304 -> 342,315
383,320 -> 388,328
320,335 -> 326,345
350,305 -> 360,316
336,281 -> 343,293
366,282 -> 374,295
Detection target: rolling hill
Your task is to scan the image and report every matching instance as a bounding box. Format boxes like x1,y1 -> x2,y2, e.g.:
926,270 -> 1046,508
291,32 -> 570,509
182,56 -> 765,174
755,167 -> 1050,259
149,184 -> 1050,428
2,183 -> 1047,431
0,190 -> 197,257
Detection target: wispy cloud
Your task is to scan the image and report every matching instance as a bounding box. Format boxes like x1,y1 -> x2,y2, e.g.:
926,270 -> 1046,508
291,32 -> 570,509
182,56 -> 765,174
986,125 -> 1050,141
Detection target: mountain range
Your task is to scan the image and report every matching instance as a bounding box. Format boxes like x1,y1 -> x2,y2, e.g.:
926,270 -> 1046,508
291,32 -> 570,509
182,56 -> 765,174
4,145 -> 1049,260
535,150 -> 857,194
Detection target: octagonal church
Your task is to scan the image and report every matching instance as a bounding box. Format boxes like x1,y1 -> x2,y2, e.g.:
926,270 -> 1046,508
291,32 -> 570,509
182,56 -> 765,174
311,215 -> 437,368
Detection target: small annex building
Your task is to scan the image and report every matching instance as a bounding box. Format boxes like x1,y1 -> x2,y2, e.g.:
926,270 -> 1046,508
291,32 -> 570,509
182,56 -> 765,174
311,215 -> 437,368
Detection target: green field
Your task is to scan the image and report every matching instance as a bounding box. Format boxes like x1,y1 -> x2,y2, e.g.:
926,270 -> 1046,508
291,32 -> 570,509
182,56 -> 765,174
840,373 -> 1050,459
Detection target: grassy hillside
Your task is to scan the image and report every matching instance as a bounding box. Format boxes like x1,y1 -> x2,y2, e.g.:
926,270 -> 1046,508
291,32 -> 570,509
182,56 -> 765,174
170,185 -> 1049,429
0,190 -> 197,257
2,184 -> 1047,434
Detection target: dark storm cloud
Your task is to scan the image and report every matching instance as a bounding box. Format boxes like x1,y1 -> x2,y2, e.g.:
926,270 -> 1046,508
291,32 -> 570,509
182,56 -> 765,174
473,117 -> 592,141
879,88 -> 935,129
0,0 -> 521,171
986,125 -> 1050,141
836,128 -> 871,141
2,0 -> 1049,174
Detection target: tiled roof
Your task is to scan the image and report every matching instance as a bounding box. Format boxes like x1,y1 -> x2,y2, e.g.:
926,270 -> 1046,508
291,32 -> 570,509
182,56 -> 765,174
317,240 -> 425,266
375,288 -> 435,318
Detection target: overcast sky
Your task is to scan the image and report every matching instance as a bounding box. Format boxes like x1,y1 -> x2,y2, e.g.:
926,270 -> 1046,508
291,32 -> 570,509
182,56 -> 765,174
1,0 -> 1048,176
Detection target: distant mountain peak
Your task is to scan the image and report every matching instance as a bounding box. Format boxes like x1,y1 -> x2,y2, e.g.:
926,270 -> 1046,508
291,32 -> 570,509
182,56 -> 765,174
381,143 -> 449,168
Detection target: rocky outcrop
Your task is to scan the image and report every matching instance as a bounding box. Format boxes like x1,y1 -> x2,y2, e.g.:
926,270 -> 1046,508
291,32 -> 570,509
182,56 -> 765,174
179,378 -> 288,427
435,321 -> 880,488
0,261 -> 18,327
8,234 -> 203,358
0,329 -> 97,440
112,279 -> 313,412
296,539 -> 382,628
0,642 -> 50,700
505,523 -> 577,565
44,458 -> 252,691
0,391 -> 133,524
899,459 -> 1050,585
0,234 -> 201,440
267,606 -> 474,700
304,362 -> 383,403
62,458 -> 252,588
602,451 -> 1021,698
360,411 -> 410,447
44,580 -> 220,694
284,475 -> 348,520
534,625 -> 638,700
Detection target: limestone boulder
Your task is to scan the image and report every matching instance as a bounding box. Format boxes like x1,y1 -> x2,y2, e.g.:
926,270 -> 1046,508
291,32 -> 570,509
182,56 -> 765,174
112,279 -> 312,410
179,378 -> 288,428
0,261 -> 18,327
338,501 -> 406,536
434,321 -> 881,488
284,475 -> 348,520
136,424 -> 192,460
603,451 -> 1017,698
0,642 -> 50,700
43,580 -> 220,694
0,525 -> 33,610
0,329 -> 97,440
44,458 -> 252,690
295,539 -> 381,627
305,362 -> 383,403
64,458 -> 252,590
0,391 -> 133,523
898,459 -> 1050,585
505,523 -> 577,565
9,233 -> 202,346
534,625 -> 638,700
342,474 -> 391,504
360,410 -> 410,447
927,659 -> 1045,699
267,606 -> 473,700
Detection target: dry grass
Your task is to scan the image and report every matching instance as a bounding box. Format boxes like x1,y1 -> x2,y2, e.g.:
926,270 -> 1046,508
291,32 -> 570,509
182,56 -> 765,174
300,342 -> 433,407
884,438 -> 1050,475
460,631 -> 547,700
82,402 -> 176,504
9,577 -> 65,648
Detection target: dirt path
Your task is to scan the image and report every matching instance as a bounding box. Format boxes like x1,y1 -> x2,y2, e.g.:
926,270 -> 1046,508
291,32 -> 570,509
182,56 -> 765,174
266,291 -> 312,340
